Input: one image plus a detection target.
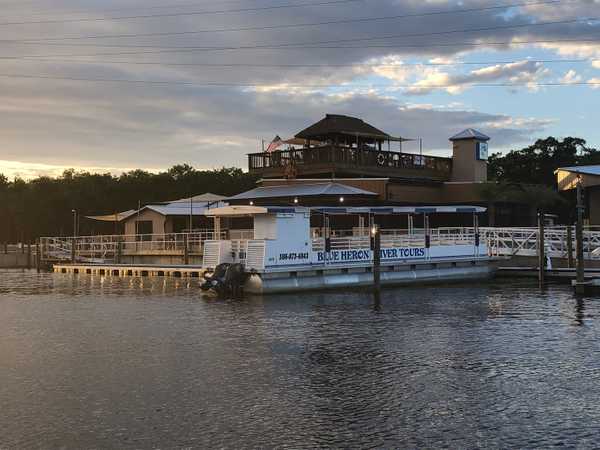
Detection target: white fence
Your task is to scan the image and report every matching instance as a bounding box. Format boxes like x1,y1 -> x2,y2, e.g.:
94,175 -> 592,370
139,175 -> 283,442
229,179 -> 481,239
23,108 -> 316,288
481,226 -> 600,259
40,230 -> 240,263
40,226 -> 600,265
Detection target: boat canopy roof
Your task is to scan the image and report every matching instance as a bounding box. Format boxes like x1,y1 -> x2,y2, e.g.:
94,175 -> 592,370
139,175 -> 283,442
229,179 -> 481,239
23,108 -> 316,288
205,205 -> 310,217
206,205 -> 485,217
310,205 -> 486,214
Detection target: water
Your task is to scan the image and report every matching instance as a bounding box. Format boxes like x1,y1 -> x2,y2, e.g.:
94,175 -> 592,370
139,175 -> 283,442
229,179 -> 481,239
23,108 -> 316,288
1,269 -> 600,448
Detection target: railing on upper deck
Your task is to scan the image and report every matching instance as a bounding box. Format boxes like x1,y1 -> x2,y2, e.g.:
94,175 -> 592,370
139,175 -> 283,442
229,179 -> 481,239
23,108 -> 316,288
248,145 -> 452,179
311,228 -> 476,251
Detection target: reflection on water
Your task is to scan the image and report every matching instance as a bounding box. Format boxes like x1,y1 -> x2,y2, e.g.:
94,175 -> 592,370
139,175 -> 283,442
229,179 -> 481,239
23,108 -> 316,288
1,269 -> 600,448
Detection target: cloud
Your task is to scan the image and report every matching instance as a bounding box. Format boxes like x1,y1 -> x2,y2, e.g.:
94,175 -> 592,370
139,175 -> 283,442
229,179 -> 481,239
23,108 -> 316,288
560,69 -> 582,84
402,60 -> 549,95
0,0 -> 595,176
0,84 -> 553,177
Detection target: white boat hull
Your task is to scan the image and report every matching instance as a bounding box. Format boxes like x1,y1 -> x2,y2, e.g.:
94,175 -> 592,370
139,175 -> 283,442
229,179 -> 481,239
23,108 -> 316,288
244,258 -> 496,294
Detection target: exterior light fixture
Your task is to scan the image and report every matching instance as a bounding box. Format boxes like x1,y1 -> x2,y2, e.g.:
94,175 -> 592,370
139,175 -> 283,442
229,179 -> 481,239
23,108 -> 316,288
371,225 -> 377,236
339,196 -> 344,203
249,201 -> 254,206
294,197 -> 299,204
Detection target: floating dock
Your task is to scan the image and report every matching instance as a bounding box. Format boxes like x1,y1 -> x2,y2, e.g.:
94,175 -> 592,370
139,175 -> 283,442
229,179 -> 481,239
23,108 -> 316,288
53,263 -> 206,278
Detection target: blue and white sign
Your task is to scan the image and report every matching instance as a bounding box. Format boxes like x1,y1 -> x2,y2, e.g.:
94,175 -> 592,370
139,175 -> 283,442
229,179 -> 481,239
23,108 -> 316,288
263,243 -> 486,269
476,142 -> 489,161
316,247 -> 426,264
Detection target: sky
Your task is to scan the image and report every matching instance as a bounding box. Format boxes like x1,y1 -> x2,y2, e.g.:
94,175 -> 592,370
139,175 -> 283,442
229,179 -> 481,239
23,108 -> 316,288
0,0 -> 599,179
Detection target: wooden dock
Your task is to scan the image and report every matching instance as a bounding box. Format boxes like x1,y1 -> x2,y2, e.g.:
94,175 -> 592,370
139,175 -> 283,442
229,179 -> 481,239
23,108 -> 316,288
499,266 -> 600,280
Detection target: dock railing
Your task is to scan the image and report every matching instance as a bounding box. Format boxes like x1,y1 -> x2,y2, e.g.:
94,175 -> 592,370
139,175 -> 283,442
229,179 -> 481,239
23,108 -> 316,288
480,226 -> 600,259
39,230 -> 238,264
39,226 -> 600,265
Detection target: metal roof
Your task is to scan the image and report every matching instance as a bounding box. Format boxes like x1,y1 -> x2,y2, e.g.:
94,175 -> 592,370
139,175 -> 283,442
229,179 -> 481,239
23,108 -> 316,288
227,182 -> 378,200
556,165 -> 600,176
449,128 -> 490,141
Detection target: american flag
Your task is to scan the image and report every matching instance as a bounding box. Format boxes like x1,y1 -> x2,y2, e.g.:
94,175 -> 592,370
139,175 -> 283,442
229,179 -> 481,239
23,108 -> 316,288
266,135 -> 283,153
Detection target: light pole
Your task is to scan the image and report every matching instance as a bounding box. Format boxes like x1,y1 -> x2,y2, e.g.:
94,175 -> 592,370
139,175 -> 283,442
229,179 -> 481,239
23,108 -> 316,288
71,209 -> 77,237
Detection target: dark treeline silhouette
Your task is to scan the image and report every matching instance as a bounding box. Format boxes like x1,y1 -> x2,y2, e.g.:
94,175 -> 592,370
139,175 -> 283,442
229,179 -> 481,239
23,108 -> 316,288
0,164 -> 257,243
487,136 -> 600,223
488,137 -> 600,186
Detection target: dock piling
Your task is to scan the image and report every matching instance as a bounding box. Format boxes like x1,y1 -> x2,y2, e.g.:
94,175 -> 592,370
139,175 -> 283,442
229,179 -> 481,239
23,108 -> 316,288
35,240 -> 40,273
538,212 -> 545,287
71,237 -> 76,264
575,182 -> 586,293
566,225 -> 574,268
116,238 -> 122,264
372,224 -> 381,297
183,234 -> 189,265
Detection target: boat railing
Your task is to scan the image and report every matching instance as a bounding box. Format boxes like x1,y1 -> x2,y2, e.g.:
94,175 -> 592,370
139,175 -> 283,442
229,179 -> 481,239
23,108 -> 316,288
310,227 -> 477,251
230,239 -> 248,264
311,228 -> 477,251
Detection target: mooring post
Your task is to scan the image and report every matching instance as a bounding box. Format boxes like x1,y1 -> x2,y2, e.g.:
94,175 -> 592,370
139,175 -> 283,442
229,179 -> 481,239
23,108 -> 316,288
538,211 -> 545,287
35,240 -> 41,273
183,234 -> 189,265
372,224 -> 381,297
116,237 -> 122,264
576,182 -> 585,290
27,243 -> 31,269
71,237 -> 76,264
566,225 -> 574,268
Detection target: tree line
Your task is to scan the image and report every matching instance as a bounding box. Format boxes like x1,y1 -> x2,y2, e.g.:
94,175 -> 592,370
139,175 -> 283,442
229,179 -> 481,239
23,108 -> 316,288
1,136 -> 598,242
485,136 -> 600,223
0,165 -> 257,243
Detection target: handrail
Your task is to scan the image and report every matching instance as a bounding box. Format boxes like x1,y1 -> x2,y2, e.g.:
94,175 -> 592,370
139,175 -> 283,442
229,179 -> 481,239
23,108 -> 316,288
248,145 -> 452,176
39,230 -> 251,264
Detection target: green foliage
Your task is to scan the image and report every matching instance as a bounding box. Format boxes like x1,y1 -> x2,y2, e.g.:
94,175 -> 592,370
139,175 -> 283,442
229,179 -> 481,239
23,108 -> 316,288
0,166 -> 258,242
488,137 -> 600,186
478,182 -> 565,211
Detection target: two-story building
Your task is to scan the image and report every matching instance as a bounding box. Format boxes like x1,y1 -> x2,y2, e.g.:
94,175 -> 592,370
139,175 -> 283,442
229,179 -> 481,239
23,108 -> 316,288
236,114 -> 533,226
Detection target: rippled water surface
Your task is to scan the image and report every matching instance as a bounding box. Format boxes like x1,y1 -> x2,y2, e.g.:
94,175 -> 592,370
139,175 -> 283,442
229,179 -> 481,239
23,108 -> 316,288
2,269 -> 600,448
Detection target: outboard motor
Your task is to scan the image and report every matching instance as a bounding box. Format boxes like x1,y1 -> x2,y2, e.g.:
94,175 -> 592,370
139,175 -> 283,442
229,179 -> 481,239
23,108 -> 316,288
224,263 -> 247,298
201,263 -> 247,297
200,263 -> 230,293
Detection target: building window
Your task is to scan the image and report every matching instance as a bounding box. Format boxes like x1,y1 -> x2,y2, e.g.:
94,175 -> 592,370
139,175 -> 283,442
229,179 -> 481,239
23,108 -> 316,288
135,220 -> 153,241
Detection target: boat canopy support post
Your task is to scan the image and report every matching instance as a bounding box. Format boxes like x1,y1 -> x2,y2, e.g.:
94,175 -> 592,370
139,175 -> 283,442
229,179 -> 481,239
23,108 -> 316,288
214,216 -> 221,239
